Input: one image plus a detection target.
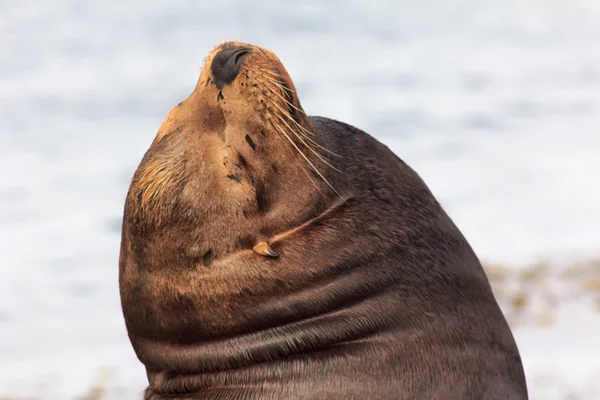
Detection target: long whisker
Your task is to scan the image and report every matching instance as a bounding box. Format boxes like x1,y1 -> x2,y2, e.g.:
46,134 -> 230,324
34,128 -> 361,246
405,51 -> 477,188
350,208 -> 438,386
257,78 -> 306,116
275,114 -> 341,173
267,121 -> 320,193
256,78 -> 341,157
256,83 -> 341,158
259,78 -> 340,154
260,69 -> 291,81
269,102 -> 342,173
263,76 -> 298,98
269,120 -> 339,195
294,152 -> 321,193
279,110 -> 341,158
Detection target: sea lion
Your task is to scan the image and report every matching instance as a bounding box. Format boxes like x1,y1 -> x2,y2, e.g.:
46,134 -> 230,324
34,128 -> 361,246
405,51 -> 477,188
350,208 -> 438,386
119,41 -> 528,400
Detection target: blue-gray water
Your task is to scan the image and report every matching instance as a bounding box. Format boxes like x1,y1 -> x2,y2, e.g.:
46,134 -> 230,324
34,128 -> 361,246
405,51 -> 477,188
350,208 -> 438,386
1,1 -> 599,399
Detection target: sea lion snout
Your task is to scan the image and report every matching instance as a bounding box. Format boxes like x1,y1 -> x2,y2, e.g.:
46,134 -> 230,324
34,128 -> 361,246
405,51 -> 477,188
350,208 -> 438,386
210,46 -> 250,89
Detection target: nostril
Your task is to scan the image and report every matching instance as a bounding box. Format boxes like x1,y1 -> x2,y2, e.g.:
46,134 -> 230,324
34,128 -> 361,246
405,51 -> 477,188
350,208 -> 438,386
233,49 -> 249,66
211,47 -> 250,89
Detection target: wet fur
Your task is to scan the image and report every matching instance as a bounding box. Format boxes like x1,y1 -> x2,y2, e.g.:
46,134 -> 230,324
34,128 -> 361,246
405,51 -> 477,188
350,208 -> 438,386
119,42 -> 528,399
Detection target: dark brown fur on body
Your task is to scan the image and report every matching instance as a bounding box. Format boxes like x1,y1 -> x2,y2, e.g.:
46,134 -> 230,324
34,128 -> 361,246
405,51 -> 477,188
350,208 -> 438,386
119,42 -> 528,399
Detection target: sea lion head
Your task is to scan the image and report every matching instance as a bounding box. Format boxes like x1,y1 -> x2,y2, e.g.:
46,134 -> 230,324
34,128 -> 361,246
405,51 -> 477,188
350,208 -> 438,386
125,41 -> 337,246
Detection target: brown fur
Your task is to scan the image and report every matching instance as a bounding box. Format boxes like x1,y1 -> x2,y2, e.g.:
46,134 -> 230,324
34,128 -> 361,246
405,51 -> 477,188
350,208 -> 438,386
119,42 -> 528,399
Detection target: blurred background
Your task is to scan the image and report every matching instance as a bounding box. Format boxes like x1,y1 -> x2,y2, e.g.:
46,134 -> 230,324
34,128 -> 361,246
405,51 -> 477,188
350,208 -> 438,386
0,0 -> 599,399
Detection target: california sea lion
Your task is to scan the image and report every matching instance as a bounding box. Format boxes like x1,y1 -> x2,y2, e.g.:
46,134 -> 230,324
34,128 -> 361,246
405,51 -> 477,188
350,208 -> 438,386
119,41 -> 528,399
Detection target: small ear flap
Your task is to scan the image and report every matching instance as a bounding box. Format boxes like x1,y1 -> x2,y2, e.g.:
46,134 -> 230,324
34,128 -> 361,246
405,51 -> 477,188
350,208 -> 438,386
253,242 -> 279,258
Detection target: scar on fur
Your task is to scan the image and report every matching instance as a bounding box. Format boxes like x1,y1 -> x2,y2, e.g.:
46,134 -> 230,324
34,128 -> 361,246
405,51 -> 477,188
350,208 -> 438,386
253,242 -> 278,258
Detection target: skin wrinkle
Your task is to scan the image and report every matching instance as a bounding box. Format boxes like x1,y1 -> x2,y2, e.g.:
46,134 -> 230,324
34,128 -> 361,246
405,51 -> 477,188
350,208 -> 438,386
119,42 -> 528,400
134,271 -> 399,374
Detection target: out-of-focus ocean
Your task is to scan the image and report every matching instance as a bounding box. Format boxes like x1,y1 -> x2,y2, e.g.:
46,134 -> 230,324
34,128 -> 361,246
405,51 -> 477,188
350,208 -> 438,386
0,0 -> 598,399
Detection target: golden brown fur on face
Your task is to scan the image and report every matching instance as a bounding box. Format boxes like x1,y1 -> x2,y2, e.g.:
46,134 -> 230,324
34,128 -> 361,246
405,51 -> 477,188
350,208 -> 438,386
125,41 -> 337,241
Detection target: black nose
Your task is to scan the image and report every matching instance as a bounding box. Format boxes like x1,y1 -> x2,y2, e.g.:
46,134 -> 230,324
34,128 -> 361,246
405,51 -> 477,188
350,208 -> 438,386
211,47 -> 250,89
